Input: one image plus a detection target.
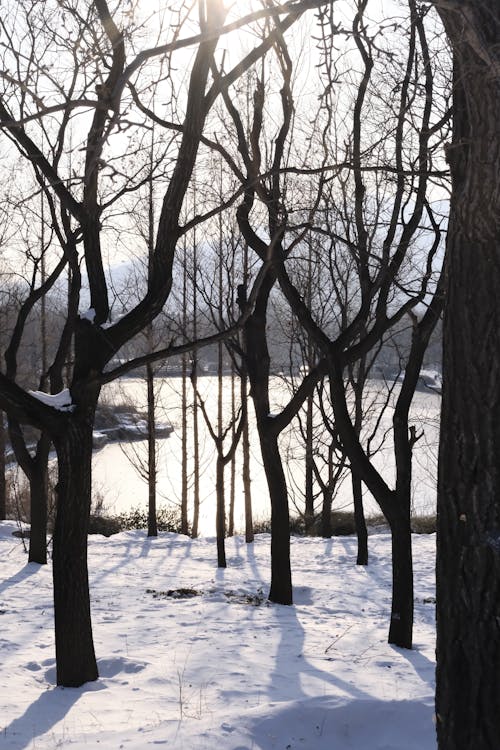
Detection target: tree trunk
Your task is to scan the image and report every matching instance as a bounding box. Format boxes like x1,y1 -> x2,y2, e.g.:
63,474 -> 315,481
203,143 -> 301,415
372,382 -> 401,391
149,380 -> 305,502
28,450 -> 49,565
146,362 -> 157,537
242,400 -> 253,544
52,416 -> 98,687
0,412 -> 5,520
329,358 -> 413,647
436,5 -> 500,745
261,432 -> 292,605
215,452 -> 226,568
388,511 -> 413,649
304,393 -> 315,534
181,352 -> 189,536
352,473 -> 368,566
321,486 -> 333,538
191,355 -> 200,539
228,364 -> 236,537
244,285 -> 292,605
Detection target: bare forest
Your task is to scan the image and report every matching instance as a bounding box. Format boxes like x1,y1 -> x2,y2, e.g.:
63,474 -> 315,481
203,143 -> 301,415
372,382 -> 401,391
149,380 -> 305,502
0,2 -> 499,749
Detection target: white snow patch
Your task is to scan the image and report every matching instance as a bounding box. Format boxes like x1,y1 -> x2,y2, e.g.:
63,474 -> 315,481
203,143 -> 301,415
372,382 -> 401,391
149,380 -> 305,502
79,307 -> 96,323
0,526 -> 437,749
28,388 -> 75,412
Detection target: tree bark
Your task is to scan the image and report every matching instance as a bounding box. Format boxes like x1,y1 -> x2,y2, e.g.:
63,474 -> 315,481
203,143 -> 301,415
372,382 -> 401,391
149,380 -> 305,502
243,281 -> 293,605
52,415 -> 98,687
304,393 -> 315,534
321,486 -> 333,538
261,432 -> 292,605
435,4 -> 500,745
0,412 -> 5,520
388,511 -> 413,648
28,445 -> 50,565
352,473 -> 368,566
146,362 -> 157,537
242,376 -> 253,544
191,354 -> 200,539
215,452 -> 226,568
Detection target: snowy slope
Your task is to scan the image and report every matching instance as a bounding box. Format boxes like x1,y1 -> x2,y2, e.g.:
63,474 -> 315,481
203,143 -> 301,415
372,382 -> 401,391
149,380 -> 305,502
0,522 -> 437,749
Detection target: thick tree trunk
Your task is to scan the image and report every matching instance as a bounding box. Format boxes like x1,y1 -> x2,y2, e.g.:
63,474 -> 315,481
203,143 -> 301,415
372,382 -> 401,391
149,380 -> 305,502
261,432 -> 292,605
28,456 -> 49,565
388,511 -> 413,649
52,417 -> 98,687
352,474 -> 368,566
436,5 -> 500,745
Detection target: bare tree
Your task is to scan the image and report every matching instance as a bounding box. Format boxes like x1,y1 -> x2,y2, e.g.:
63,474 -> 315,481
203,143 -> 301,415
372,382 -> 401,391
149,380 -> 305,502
274,0 -> 447,647
0,0 -> 322,687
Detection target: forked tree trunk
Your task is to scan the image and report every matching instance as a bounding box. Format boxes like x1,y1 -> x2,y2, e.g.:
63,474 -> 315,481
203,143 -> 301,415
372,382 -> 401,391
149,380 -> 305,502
52,415 -> 98,687
243,287 -> 292,605
436,5 -> 500,744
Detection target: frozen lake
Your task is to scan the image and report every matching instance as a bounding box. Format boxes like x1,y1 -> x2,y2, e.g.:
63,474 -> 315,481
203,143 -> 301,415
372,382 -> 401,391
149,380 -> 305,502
93,375 -> 441,536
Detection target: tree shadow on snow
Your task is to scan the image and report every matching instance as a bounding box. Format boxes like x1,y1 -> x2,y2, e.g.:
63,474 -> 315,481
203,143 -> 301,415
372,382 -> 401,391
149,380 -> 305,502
1,681 -> 103,750
0,562 -> 41,597
269,603 -> 371,705
242,695 -> 435,750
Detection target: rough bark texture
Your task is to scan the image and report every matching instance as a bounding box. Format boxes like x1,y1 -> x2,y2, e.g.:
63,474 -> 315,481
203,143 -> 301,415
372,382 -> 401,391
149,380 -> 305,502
436,3 -> 500,746
53,414 -> 98,687
28,449 -> 50,565
388,512 -> 413,648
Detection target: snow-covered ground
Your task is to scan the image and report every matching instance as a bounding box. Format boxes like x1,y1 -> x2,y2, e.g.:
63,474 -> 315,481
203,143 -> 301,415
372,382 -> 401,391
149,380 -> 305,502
0,521 -> 437,749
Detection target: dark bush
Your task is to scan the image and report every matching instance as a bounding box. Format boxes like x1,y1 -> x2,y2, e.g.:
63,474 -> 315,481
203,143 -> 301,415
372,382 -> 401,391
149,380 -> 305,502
88,514 -> 123,537
411,514 -> 436,534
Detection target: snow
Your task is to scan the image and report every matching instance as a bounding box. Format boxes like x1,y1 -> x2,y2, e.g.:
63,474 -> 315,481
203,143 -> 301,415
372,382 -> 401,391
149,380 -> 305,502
0,521 -> 437,749
79,307 -> 96,323
27,388 -> 75,412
